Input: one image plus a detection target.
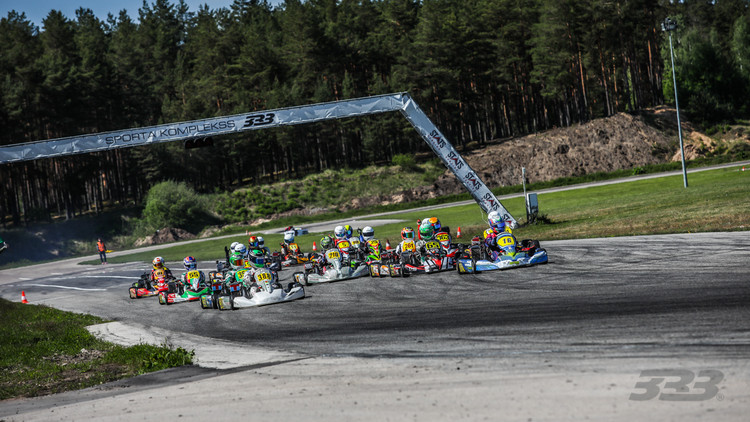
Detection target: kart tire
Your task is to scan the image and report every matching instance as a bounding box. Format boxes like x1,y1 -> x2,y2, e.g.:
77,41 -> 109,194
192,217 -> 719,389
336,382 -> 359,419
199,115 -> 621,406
129,287 -> 137,299
218,295 -> 235,311
402,267 -> 410,277
167,281 -> 177,294
200,295 -> 209,309
241,286 -> 250,299
158,292 -> 166,305
212,293 -> 220,309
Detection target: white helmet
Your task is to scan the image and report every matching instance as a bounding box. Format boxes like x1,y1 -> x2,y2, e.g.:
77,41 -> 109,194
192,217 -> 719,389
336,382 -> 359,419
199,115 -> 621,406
283,231 -> 295,244
334,225 -> 346,239
230,241 -> 239,250
257,236 -> 265,247
234,243 -> 247,255
361,226 -> 375,241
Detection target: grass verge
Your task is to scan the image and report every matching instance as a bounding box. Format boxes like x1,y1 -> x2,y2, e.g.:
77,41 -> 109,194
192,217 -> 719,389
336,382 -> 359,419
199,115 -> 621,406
0,298 -> 194,400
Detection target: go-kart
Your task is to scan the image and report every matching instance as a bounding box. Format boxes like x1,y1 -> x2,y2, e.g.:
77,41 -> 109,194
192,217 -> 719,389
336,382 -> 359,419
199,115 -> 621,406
366,240 -> 397,277
215,267 -> 305,310
456,233 -> 548,274
389,231 -> 460,276
280,242 -> 311,266
199,271 -> 228,309
292,240 -> 369,285
158,270 -> 210,305
200,266 -> 258,309
128,269 -> 172,299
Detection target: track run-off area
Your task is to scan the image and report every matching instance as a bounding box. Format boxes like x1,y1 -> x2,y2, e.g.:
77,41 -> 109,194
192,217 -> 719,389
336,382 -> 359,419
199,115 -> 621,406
0,231 -> 748,421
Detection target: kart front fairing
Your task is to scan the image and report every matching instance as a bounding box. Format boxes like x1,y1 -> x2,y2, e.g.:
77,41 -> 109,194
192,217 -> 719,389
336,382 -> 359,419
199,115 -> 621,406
219,284 -> 305,309
159,284 -> 210,305
300,262 -> 369,284
293,248 -> 369,284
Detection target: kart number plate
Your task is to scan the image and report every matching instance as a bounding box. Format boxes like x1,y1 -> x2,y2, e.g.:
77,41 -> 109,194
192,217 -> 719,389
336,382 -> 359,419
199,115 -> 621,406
337,241 -> 351,249
154,269 -> 165,278
403,240 -> 416,251
368,240 -> 380,248
497,235 -> 516,247
327,250 -> 341,260
425,241 -> 440,250
290,243 -> 299,251
256,271 -> 272,281
436,233 -> 450,242
236,270 -> 247,280
187,270 -> 200,279
351,239 -> 360,248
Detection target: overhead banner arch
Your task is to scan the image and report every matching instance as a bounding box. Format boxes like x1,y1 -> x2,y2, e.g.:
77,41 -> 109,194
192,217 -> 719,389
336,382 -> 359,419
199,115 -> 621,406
0,92 -> 516,225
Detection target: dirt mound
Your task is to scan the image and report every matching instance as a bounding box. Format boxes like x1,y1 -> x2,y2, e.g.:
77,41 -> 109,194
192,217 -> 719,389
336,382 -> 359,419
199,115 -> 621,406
464,111 -> 675,186
134,228 -> 195,247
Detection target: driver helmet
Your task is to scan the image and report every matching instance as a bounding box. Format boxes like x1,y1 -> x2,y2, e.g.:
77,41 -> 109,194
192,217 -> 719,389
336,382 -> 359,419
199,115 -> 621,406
419,225 -> 435,240
248,236 -> 259,249
488,211 -> 506,232
234,243 -> 247,256
257,236 -> 265,248
334,225 -> 346,240
320,235 -> 333,250
283,231 -> 295,244
401,227 -> 415,240
230,241 -> 239,251
152,256 -> 164,270
248,249 -> 265,268
343,225 -> 354,239
426,217 -> 441,232
229,252 -> 245,269
361,226 -> 375,241
183,256 -> 197,270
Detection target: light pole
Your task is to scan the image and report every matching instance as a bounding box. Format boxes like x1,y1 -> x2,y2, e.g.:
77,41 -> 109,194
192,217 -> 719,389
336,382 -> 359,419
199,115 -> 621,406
662,17 -> 688,188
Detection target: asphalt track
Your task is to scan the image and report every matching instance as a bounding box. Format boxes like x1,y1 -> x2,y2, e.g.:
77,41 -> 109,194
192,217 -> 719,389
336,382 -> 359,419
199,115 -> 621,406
1,231 -> 748,420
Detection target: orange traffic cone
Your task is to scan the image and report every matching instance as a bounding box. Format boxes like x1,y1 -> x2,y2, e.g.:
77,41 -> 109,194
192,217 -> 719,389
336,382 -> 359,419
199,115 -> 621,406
312,241 -> 317,252
743,166 -> 746,172
386,239 -> 392,250
457,227 -> 462,238
21,291 -> 28,304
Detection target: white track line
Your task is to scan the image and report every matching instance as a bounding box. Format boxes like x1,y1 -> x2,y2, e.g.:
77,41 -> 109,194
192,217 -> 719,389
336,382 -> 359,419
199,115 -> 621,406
26,283 -> 107,291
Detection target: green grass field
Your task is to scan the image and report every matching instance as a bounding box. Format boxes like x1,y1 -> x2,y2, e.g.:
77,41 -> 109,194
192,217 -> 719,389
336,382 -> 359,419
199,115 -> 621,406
0,298 -> 194,399
87,165 -> 749,266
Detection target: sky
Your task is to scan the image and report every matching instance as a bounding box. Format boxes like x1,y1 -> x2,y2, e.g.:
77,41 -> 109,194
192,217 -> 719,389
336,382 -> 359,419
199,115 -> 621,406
2,1 -> 284,29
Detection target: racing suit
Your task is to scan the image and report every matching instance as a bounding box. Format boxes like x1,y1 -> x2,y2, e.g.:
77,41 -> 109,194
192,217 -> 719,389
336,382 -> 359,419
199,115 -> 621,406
150,267 -> 174,282
180,270 -> 207,292
145,267 -> 174,290
484,233 -> 518,261
393,239 -> 420,268
281,242 -> 302,259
